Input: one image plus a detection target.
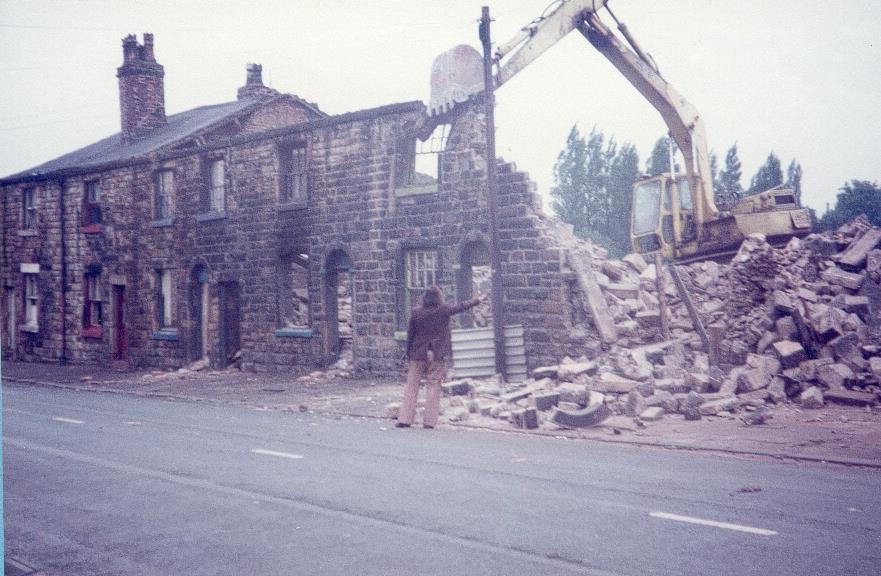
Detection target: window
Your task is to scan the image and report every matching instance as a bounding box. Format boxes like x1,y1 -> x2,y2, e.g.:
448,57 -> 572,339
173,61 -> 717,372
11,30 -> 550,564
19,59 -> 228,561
404,249 -> 437,322
155,269 -> 175,330
280,144 -> 308,204
206,159 -> 225,213
632,181 -> 661,236
83,270 -> 103,331
83,181 -> 103,225
24,273 -> 38,328
395,124 -> 448,197
277,253 -> 310,331
23,188 -> 36,229
154,170 -> 174,220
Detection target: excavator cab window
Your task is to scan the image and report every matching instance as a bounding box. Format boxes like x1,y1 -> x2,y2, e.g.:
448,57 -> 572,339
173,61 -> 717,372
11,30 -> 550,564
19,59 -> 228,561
632,180 -> 661,236
678,179 -> 693,210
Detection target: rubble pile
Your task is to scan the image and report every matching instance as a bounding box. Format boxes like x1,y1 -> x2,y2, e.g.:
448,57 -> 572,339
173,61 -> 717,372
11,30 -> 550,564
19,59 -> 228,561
443,216 -> 881,430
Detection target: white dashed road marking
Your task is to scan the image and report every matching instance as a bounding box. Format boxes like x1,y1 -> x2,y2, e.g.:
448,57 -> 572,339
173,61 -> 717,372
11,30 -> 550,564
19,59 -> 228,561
251,448 -> 305,460
650,512 -> 778,536
52,417 -> 84,425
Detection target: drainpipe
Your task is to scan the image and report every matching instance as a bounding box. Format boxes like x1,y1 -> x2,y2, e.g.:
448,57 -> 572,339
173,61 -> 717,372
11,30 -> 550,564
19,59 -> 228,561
58,178 -> 68,365
480,6 -> 507,380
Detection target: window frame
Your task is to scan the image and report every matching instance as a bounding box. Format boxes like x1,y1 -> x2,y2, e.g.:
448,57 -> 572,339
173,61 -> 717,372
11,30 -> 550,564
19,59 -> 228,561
154,169 -> 175,221
83,180 -> 103,227
403,248 -> 438,325
83,270 -> 103,334
203,157 -> 226,214
23,188 -> 37,229
155,268 -> 176,331
279,142 -> 309,206
23,273 -> 38,329
276,252 -> 311,334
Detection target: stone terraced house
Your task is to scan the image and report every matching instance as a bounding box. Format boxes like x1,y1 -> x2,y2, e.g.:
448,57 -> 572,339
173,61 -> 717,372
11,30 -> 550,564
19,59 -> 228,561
1,34 -> 599,376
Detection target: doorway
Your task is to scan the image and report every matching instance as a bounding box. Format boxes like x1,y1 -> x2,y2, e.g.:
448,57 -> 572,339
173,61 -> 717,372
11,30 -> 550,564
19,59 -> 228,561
218,281 -> 241,365
324,249 -> 353,363
457,240 -> 492,328
190,266 -> 209,362
4,287 -> 15,358
112,285 -> 127,360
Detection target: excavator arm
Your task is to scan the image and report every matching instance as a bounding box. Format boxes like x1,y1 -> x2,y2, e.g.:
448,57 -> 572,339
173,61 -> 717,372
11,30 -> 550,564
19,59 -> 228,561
429,0 -> 719,236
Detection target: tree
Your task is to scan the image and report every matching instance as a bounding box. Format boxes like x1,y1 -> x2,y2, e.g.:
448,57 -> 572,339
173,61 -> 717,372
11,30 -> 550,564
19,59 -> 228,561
550,125 -> 639,257
785,159 -> 803,204
816,180 -> 881,231
715,144 -> 743,209
646,136 -> 678,176
748,152 -> 783,195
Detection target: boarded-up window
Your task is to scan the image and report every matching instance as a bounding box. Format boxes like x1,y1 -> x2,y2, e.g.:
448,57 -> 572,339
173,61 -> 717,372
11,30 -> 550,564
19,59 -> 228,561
155,269 -> 175,329
208,159 -> 225,213
84,270 -> 103,328
24,273 -> 38,327
280,144 -> 308,204
23,188 -> 37,229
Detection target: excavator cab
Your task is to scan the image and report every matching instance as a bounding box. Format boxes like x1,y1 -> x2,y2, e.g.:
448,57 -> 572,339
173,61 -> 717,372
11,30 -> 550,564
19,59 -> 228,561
630,173 -> 696,258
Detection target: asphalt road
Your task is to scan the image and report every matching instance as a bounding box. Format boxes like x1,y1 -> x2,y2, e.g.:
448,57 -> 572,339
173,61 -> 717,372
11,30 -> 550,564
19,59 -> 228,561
4,382 -> 880,576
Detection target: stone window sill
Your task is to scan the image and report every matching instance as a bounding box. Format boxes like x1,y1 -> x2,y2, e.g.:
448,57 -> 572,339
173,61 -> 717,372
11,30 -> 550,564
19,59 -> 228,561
17,229 -> 38,237
395,183 -> 438,198
196,211 -> 227,222
274,328 -> 314,338
151,329 -> 179,341
81,224 -> 103,234
393,331 -> 408,342
19,323 -> 39,334
278,202 -> 308,213
82,325 -> 103,339
150,218 -> 174,228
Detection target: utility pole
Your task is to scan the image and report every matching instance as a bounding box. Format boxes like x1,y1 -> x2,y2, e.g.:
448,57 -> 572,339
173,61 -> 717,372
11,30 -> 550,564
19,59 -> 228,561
480,6 -> 507,380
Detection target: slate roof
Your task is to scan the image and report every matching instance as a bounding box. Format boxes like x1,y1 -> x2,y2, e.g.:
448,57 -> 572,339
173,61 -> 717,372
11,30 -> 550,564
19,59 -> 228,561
1,96 -> 287,184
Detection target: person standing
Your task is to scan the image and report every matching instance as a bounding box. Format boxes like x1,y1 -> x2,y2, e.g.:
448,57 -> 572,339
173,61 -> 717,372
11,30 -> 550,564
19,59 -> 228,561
397,286 -> 485,429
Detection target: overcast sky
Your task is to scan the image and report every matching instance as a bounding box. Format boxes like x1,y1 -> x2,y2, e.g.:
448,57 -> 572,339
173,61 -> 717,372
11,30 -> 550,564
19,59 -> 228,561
1,1 -> 879,215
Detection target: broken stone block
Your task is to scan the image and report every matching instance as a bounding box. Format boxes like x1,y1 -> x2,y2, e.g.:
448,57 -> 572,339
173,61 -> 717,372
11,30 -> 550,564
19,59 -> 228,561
556,361 -> 597,381
639,406 -> 665,421
867,249 -> 881,282
550,402 -> 611,428
645,390 -> 677,412
820,266 -> 864,291
510,407 -> 539,429
772,340 -> 808,369
836,228 -> 881,270
654,378 -> 691,395
605,282 -> 640,300
532,391 -> 560,411
772,290 -> 795,315
741,406 -> 773,426
683,406 -> 702,421
447,407 -> 470,422
824,388 -> 876,407
767,377 -> 787,403
699,396 -> 739,416
640,264 -> 657,282
809,305 -> 844,343
686,372 -> 711,393
593,372 -> 640,394
622,252 -> 648,273
800,386 -> 825,409
816,363 -> 856,389
442,380 -> 472,396
385,402 -> 401,419
555,382 -> 588,407
805,234 -> 839,257
601,260 -> 627,281
737,367 -> 772,393
870,357 -> 881,380
531,365 -> 558,379
635,310 -> 661,328
842,295 -> 870,320
775,316 -> 799,341
624,389 -> 647,417
616,319 -> 640,337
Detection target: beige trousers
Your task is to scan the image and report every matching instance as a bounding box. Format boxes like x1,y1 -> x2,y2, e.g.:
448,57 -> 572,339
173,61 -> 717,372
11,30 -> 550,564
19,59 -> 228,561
398,354 -> 446,427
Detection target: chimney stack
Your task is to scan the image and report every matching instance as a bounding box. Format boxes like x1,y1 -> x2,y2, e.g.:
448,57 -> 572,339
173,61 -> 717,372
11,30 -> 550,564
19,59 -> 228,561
237,63 -> 279,100
117,33 -> 166,142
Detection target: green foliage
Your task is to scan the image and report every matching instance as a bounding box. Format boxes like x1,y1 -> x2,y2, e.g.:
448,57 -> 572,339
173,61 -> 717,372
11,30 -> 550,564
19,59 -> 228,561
748,152 -> 783,195
816,180 -> 881,231
716,144 -> 744,209
786,160 -> 803,204
550,125 -> 639,257
646,137 -> 678,176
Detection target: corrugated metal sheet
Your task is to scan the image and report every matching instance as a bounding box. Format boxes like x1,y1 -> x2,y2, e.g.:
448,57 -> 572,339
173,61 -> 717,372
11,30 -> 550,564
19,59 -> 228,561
451,324 -> 526,382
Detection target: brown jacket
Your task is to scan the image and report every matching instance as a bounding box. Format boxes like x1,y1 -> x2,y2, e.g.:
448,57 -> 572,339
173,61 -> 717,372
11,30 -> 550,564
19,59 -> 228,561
406,298 -> 481,361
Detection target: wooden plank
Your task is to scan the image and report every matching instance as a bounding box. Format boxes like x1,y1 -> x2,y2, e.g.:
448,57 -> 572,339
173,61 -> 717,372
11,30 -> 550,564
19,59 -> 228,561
669,265 -> 709,352
566,249 -> 618,344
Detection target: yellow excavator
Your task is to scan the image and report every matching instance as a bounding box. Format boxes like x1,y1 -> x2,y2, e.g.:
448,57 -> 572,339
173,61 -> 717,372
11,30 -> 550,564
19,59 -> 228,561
428,0 -> 812,262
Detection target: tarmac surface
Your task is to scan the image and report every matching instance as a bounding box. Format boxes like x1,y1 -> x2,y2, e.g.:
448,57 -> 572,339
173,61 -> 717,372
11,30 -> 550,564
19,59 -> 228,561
3,360 -> 881,468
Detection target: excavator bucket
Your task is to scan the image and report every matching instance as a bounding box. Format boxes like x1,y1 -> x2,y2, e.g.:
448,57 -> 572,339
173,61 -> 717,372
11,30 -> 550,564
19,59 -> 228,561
428,44 -> 484,117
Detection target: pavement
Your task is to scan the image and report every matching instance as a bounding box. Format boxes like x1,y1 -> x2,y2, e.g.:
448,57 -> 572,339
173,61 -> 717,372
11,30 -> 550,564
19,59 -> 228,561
3,360 -> 881,468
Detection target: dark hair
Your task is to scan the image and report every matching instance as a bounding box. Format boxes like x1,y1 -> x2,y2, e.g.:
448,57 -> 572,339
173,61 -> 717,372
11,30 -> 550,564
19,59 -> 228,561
422,286 -> 444,308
